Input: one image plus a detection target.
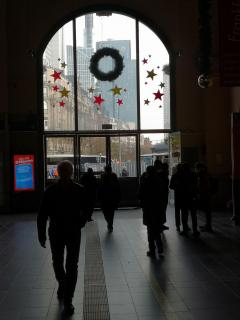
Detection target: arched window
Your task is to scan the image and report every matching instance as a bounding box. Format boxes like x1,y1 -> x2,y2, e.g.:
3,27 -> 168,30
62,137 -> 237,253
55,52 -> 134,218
42,12 -> 170,132
42,11 -> 172,202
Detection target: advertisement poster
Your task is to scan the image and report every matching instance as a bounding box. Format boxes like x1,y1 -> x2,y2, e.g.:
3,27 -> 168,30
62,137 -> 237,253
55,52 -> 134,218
14,155 -> 35,191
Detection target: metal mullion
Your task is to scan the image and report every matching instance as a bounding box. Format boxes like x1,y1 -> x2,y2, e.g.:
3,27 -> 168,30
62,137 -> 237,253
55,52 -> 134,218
73,19 -> 78,132
136,19 -> 141,133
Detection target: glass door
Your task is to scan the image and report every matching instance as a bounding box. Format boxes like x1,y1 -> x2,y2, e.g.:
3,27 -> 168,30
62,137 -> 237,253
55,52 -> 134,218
110,135 -> 138,206
79,136 -> 107,176
44,136 -> 75,183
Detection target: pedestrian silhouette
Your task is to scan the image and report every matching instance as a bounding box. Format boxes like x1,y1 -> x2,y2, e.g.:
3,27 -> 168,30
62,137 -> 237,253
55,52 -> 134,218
99,165 -> 120,232
178,163 -> 200,237
139,165 -> 166,258
80,167 -> 97,222
170,163 -> 183,231
196,162 -> 216,232
37,160 -> 88,316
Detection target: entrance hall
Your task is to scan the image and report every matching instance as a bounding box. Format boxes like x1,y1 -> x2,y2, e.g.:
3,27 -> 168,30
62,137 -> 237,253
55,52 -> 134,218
0,207 -> 240,320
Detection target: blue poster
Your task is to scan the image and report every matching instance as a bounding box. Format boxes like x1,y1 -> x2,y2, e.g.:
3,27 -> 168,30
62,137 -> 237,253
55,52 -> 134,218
15,164 -> 34,189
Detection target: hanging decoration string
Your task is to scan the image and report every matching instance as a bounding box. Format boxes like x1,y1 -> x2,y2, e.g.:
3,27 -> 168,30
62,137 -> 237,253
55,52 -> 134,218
197,0 -> 212,88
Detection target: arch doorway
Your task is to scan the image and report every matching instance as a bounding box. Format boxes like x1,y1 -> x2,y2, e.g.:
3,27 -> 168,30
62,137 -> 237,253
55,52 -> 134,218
42,11 -> 172,206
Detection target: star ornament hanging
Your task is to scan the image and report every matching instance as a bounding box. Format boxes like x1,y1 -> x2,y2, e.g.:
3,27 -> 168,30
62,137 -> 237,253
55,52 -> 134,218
59,100 -> 65,107
159,82 -> 165,88
52,85 -> 59,92
117,99 -> 123,106
51,70 -> 62,82
61,62 -> 67,68
146,69 -> 157,80
88,86 -> 95,93
110,85 -> 122,96
60,87 -> 70,98
142,58 -> 148,64
94,94 -> 105,106
144,99 -> 150,105
153,89 -> 164,100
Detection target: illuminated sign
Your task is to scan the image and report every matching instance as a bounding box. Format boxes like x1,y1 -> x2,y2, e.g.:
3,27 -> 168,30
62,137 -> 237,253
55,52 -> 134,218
14,155 -> 35,191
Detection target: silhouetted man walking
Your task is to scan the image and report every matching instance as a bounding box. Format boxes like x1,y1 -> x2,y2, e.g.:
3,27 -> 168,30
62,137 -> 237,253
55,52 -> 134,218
37,160 -> 87,316
99,165 -> 120,232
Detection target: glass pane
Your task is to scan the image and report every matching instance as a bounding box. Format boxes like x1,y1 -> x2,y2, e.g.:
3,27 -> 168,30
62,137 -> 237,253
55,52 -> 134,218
139,22 -> 170,130
43,22 -> 75,131
75,13 -> 137,131
79,137 -> 106,173
140,133 -> 169,174
111,136 -> 136,177
46,137 -> 74,179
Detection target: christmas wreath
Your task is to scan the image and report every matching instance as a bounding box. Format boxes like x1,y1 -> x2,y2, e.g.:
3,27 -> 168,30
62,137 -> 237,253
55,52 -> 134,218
89,47 -> 124,81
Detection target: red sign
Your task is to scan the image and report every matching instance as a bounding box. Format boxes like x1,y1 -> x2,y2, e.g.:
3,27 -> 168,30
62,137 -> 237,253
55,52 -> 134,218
219,1 -> 240,86
14,155 -> 35,191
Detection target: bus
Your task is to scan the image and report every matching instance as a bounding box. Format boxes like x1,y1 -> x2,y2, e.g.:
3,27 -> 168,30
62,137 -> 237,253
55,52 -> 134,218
46,154 -> 107,178
140,152 -> 169,172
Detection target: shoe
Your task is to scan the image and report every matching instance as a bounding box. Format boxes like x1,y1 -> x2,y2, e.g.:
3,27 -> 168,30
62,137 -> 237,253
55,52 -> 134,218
162,225 -> 169,230
63,302 -> 75,316
180,230 -> 189,236
57,285 -> 64,300
146,251 -> 156,258
200,225 -> 213,232
107,225 -> 113,233
192,231 -> 200,238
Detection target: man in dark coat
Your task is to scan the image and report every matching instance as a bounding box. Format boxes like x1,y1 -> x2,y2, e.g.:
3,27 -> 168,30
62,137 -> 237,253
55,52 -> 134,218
139,165 -> 167,258
37,160 -> 88,316
80,167 -> 97,221
178,163 -> 200,237
196,162 -> 215,232
99,165 -> 120,232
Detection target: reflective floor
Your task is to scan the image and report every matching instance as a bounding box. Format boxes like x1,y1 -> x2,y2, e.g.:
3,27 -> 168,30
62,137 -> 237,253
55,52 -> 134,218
0,207 -> 240,319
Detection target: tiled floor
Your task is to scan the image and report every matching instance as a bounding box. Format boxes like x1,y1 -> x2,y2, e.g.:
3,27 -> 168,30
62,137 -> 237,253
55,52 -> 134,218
0,207 -> 240,319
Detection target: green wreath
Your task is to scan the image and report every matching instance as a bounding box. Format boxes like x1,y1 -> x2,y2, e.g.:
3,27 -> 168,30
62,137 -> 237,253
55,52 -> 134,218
89,47 -> 124,81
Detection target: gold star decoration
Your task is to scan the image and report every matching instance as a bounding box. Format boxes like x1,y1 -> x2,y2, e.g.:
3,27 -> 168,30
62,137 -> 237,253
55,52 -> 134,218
110,85 -> 122,96
159,82 -> 165,88
146,69 -> 157,80
61,62 -> 67,68
88,86 -> 95,93
144,99 -> 150,105
59,87 -> 70,98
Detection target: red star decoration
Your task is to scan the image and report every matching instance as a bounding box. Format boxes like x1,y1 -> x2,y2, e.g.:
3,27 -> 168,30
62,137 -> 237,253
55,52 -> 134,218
94,95 -> 105,106
142,58 -> 148,64
117,99 -> 123,106
51,70 -> 61,82
153,89 -> 164,100
59,101 -> 65,107
52,85 -> 59,92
